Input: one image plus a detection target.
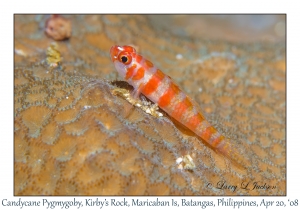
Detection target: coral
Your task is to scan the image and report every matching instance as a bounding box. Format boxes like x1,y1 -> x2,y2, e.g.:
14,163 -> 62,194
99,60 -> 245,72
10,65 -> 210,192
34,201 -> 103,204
14,15 -> 285,195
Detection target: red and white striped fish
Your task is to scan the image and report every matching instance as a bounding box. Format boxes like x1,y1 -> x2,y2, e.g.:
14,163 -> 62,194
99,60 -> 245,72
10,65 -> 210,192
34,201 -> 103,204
110,45 -> 247,167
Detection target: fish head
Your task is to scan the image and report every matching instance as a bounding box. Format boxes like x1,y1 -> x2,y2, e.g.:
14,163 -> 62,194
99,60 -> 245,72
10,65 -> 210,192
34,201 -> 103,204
110,45 -> 136,79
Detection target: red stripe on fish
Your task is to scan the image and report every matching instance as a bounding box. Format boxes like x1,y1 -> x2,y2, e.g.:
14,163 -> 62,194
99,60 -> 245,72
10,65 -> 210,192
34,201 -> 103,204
158,82 -> 180,107
132,67 -> 145,80
143,69 -> 165,95
125,64 -> 136,79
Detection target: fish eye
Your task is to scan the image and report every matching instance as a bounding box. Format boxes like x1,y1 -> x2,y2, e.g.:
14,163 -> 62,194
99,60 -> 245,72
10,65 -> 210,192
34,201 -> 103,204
121,56 -> 128,63
118,52 -> 132,65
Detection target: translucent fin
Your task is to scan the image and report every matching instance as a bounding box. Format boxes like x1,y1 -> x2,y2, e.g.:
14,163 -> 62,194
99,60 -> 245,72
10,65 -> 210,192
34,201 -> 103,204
131,83 -> 144,99
216,140 -> 250,169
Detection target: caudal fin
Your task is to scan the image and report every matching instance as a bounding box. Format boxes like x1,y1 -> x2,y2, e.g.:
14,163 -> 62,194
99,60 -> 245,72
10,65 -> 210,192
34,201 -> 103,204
216,140 -> 250,169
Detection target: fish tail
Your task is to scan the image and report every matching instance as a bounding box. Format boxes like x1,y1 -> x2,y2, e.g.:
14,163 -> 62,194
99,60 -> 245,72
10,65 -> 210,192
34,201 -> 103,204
189,115 -> 249,168
215,139 -> 250,168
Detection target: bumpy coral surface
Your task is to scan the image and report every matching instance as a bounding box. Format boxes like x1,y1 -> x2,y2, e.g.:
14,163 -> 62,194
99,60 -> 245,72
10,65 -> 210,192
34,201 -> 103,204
14,15 -> 286,195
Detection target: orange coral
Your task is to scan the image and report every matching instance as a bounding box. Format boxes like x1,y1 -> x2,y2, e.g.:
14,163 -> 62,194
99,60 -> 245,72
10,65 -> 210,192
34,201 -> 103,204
21,106 -> 52,138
